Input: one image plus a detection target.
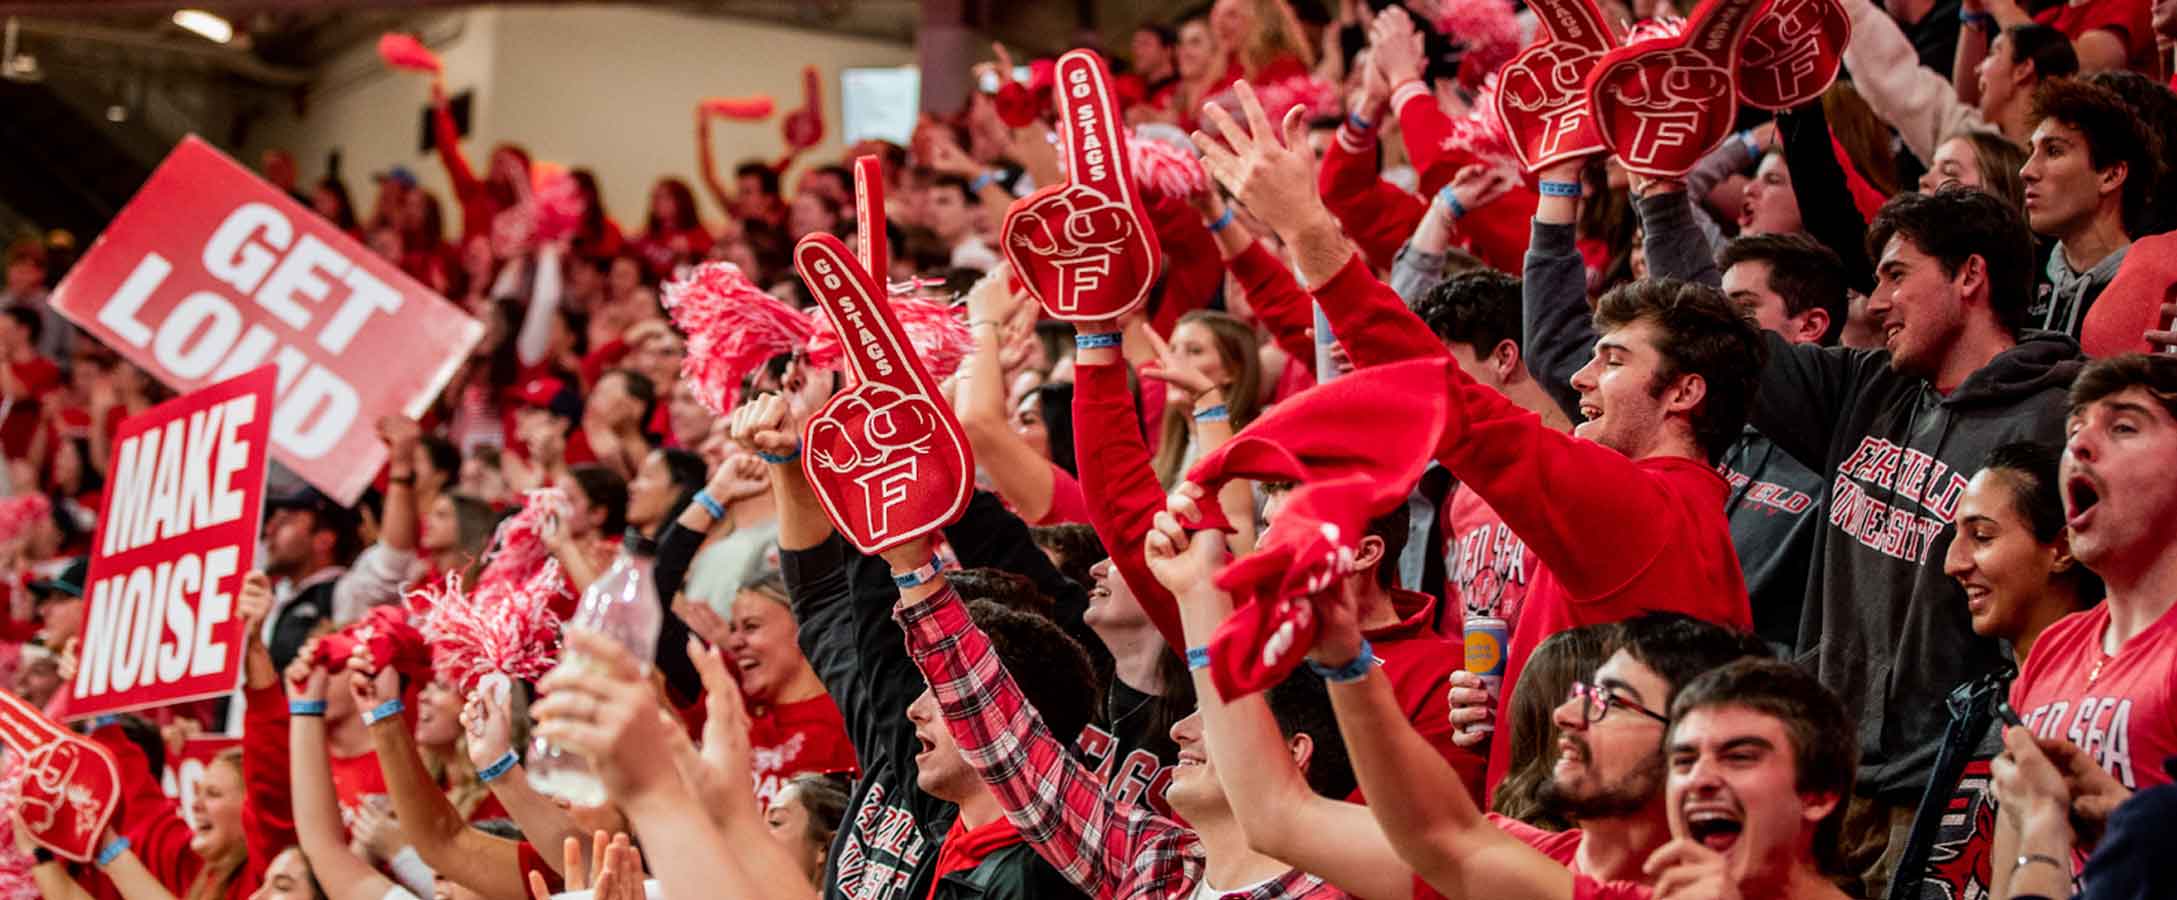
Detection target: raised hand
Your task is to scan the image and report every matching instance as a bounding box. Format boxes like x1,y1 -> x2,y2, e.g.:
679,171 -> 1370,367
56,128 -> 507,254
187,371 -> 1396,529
707,452 -> 772,504
1645,839 -> 1743,900
236,571 -> 273,641
1144,501 -> 1228,598
459,673 -> 516,769
1140,327 -> 1219,400
1191,82 -> 1331,246
1446,163 -> 1520,216
531,630 -> 682,802
1367,5 -> 1426,88
1445,670 -> 1496,747
1000,50 -> 1162,322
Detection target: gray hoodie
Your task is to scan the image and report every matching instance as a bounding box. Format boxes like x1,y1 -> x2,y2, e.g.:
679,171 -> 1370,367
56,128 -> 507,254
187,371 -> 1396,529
1751,331 -> 2083,803
2033,241 -> 2128,338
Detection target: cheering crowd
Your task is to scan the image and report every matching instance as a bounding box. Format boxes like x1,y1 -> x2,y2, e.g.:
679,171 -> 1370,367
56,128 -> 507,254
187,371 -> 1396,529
4,0 -> 2177,897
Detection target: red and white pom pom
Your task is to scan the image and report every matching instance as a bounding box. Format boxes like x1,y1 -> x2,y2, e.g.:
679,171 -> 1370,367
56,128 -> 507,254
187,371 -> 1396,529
0,754 -> 38,900
529,162 -> 585,244
0,495 -> 50,546
376,33 -> 442,74
476,488 -> 572,595
1129,134 -> 1207,203
1448,73 -> 1519,169
406,564 -> 564,694
663,261 -> 815,414
1431,0 -> 1521,88
803,284 -> 974,381
1625,15 -> 1687,44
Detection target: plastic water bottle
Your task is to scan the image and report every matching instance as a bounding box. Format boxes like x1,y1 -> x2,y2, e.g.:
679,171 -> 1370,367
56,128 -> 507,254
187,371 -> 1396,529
527,533 -> 662,805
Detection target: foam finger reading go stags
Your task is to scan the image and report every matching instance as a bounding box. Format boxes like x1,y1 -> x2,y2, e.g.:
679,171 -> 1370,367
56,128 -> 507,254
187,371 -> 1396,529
792,229 -> 974,554
1001,49 -> 1162,322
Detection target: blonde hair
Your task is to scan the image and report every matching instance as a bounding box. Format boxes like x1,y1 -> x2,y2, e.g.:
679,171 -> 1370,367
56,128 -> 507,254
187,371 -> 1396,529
1152,311 -> 1264,486
185,751 -> 248,900
425,740 -> 491,820
1241,0 -> 1315,76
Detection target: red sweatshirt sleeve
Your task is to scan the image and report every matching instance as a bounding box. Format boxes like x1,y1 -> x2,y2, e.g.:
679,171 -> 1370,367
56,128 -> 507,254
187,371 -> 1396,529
1318,124 -> 1427,272
432,99 -> 491,244
1229,241 -> 1319,374
1314,257 -> 1681,600
1145,193 -> 1222,337
1309,254 -> 1451,369
1394,83 -> 1479,196
1459,188 -> 1540,275
1072,361 -> 1185,652
238,681 -> 296,893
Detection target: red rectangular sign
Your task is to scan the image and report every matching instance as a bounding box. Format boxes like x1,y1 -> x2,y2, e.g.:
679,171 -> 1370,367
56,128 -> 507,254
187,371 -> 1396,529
68,367 -> 275,719
49,136 -> 484,505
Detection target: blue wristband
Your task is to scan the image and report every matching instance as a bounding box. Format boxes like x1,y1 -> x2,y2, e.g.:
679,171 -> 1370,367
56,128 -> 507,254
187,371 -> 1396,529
1347,111 -> 1374,131
1960,9 -> 1996,28
892,556 -> 945,590
1436,185 -> 1467,220
362,699 -> 405,727
1193,404 -> 1230,423
1185,646 -> 1211,671
970,171 -> 1000,194
758,446 -> 800,465
1207,206 -> 1236,233
477,750 -> 520,783
1075,331 -> 1122,350
692,488 -> 726,519
95,837 -> 129,867
1538,180 -> 1582,198
1306,639 -> 1377,684
288,700 -> 327,717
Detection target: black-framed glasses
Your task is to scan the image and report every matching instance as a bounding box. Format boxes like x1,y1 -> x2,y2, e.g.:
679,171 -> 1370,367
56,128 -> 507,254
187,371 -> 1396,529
1567,681 -> 1670,726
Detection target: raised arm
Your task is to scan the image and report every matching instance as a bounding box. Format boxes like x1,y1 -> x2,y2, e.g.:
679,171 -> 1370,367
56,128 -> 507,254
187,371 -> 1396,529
1521,160 -> 1599,426
1633,184 -> 1721,289
1072,333 -> 1188,652
887,538 -> 1137,898
429,80 -> 486,233
1839,0 -> 1989,162
515,244 -> 566,369
1145,514 -> 1416,900
288,652 -> 407,900
360,665 -> 527,900
695,112 -> 734,218
1774,102 -> 1877,296
953,267 -> 1060,522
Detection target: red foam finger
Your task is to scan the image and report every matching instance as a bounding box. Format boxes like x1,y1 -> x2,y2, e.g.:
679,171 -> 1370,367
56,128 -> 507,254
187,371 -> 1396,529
1586,0 -> 1774,179
1734,0 -> 1848,111
853,155 -> 887,281
701,95 -> 777,120
376,33 -> 442,74
792,235 -> 974,552
783,66 -> 825,150
1495,0 -> 1620,173
1000,49 -> 1161,322
0,691 -> 121,862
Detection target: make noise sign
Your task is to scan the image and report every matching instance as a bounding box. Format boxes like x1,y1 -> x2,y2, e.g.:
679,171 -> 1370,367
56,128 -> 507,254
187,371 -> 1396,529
70,367 -> 274,719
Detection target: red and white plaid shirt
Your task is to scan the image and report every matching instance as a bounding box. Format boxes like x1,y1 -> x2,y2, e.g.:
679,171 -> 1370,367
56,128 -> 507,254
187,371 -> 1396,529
898,586 -> 1348,900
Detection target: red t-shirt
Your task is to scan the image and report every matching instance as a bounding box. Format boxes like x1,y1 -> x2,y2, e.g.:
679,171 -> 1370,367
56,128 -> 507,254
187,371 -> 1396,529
1414,815 -> 1585,899
1571,876 -> 1652,900
329,748 -> 391,823
1443,483 -> 1541,637
1032,464 -> 1093,526
1368,589 -> 1488,798
746,693 -> 859,810
2037,0 -> 2157,74
2011,601 -> 2177,791
519,840 -> 566,894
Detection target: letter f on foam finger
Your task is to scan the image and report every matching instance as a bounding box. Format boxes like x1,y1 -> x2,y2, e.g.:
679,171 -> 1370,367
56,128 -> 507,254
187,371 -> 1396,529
1002,49 -> 1162,322
792,233 -> 974,554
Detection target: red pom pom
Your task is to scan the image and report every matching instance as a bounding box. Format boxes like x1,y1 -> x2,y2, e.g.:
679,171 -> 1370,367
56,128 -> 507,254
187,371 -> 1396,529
1625,15 -> 1688,43
0,495 -> 49,546
1452,74 -> 1520,169
1431,0 -> 1522,89
1129,132 -> 1208,203
376,33 -> 442,74
663,262 -> 815,414
803,283 -> 973,381
702,96 -> 776,120
1204,75 -> 1337,128
408,565 -> 564,694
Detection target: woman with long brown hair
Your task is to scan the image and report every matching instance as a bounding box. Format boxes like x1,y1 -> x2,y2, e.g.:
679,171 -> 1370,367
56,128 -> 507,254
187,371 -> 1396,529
1148,310 -> 1264,488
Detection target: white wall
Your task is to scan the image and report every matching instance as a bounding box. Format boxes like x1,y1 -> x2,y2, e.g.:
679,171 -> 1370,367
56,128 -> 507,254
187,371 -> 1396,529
248,5 -> 914,231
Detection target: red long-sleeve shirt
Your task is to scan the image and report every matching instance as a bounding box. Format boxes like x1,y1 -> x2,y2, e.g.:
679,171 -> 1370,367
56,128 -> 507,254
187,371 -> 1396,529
1318,123 -> 1427,273
1388,85 -> 1539,273
1143,193 -> 1222,338
1305,255 -> 1751,796
432,100 -> 503,247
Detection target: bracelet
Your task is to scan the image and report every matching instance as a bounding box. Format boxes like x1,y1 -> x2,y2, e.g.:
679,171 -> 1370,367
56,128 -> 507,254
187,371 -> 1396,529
1436,185 -> 1467,220
758,445 -> 801,465
95,836 -> 130,867
1737,129 -> 1762,159
691,488 -> 726,520
2015,853 -> 2068,875
478,750 -> 520,783
362,699 -> 406,727
1192,404 -> 1230,423
1960,9 -> 1996,29
1538,180 -> 1582,198
1185,646 -> 1211,671
1306,639 -> 1377,684
387,473 -> 416,486
288,699 -> 328,717
1346,111 -> 1374,131
32,847 -> 53,865
892,556 -> 945,590
1207,206 -> 1236,233
1074,331 -> 1122,350
970,171 -> 999,194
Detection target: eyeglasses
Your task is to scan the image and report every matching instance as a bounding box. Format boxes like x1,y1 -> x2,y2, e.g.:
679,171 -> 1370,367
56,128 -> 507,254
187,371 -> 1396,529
1566,681 -> 1670,726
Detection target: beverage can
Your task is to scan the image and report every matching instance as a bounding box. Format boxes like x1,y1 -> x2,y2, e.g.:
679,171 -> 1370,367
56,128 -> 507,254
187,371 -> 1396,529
1462,615 -> 1509,736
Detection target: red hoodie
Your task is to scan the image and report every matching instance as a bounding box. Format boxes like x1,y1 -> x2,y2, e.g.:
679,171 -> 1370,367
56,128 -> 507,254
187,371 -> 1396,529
1387,83 -> 1538,273
1304,255 -> 1751,797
